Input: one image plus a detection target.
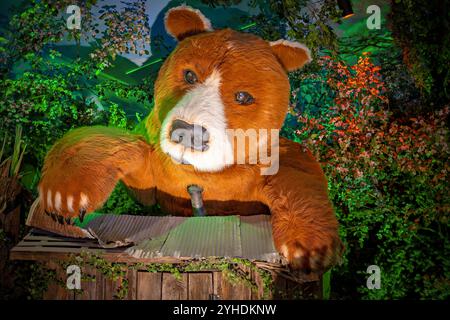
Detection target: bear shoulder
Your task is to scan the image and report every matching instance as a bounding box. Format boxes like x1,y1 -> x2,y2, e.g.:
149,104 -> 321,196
278,137 -> 324,177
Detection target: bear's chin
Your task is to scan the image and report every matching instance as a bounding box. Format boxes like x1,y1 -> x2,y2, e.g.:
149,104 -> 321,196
165,152 -> 191,165
164,148 -> 231,173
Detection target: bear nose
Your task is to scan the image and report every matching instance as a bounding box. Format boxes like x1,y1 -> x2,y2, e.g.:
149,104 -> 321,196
170,119 -> 210,151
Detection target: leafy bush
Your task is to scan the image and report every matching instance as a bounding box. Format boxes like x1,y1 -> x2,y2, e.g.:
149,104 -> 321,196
294,54 -> 449,299
0,0 -> 153,168
0,64 -> 100,164
99,182 -> 163,216
390,0 -> 450,107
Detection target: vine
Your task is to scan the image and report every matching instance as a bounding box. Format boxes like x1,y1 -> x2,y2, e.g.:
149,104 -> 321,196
54,252 -> 276,300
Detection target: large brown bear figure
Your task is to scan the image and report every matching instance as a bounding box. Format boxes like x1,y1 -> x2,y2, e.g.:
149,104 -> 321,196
34,5 -> 343,273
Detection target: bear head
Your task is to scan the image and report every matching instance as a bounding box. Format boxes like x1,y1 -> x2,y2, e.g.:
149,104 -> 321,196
146,5 -> 311,173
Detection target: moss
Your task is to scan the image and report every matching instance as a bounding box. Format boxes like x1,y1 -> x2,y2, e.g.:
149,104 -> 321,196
55,252 -> 276,300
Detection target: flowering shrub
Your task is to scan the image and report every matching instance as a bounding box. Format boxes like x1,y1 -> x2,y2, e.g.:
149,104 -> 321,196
294,54 -> 449,299
89,0 -> 151,68
1,0 -> 153,170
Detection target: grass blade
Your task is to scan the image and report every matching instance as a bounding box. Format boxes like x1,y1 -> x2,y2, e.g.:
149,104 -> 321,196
322,269 -> 331,299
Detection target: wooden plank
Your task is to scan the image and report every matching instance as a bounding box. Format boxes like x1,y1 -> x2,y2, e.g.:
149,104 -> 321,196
43,280 -> 73,300
94,270 -> 105,299
104,279 -> 113,300
218,272 -> 233,299
43,262 -> 74,300
127,270 -> 137,300
252,269 -> 267,300
240,265 -> 253,300
212,271 -> 222,300
10,249 -> 190,264
188,273 -> 212,300
11,246 -> 107,254
103,270 -> 128,300
161,273 -> 188,300
103,276 -> 117,300
19,241 -> 102,248
219,270 -> 252,300
75,266 -> 97,300
18,241 -> 104,248
24,234 -> 98,243
137,272 -> 162,300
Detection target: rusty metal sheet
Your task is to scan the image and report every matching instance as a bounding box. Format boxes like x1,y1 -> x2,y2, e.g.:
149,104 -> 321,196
158,216 -> 241,259
32,213 -> 280,262
239,215 -> 281,263
125,234 -> 169,259
85,215 -> 185,247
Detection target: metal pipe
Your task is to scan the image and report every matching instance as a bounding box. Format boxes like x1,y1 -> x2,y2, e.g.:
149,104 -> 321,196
187,184 -> 207,217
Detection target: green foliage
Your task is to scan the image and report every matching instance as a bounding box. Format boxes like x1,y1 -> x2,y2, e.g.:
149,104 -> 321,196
95,77 -> 154,105
390,0 -> 450,107
322,270 -> 331,299
99,182 -> 162,216
26,263 -> 57,300
107,103 -> 128,129
230,0 -> 341,65
0,0 -> 154,169
292,54 -> 449,299
3,1 -> 64,62
1,56 -> 104,164
0,258 -> 61,300
0,125 -> 27,177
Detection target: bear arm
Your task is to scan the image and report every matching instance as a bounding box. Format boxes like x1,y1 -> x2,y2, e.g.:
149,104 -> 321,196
260,166 -> 343,273
38,126 -> 155,220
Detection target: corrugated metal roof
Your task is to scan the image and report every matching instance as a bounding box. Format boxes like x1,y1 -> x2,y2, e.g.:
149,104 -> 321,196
159,216 -> 241,258
86,215 -> 185,247
240,215 -> 280,263
81,214 -> 282,262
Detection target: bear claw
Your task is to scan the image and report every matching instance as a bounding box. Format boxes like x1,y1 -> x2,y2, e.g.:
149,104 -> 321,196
79,209 -> 86,223
279,237 -> 343,273
56,215 -> 64,225
44,209 -> 77,226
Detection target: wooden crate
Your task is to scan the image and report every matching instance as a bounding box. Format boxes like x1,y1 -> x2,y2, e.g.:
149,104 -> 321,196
11,231 -> 322,300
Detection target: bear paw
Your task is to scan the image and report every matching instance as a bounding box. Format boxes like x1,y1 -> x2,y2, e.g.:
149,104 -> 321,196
39,187 -> 93,224
38,170 -> 117,224
278,234 -> 344,273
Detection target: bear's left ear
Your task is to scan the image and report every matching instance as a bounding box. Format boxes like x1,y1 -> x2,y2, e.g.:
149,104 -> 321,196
165,5 -> 213,41
269,40 -> 312,72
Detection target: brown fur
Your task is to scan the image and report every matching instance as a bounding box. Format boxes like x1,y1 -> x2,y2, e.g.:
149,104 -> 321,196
35,6 -> 343,273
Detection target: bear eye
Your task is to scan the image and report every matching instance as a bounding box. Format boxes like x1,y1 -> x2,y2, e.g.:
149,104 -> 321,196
184,70 -> 198,85
235,91 -> 254,105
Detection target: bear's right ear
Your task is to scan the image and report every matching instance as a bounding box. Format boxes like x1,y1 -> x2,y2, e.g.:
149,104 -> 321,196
269,40 -> 312,72
165,5 -> 213,41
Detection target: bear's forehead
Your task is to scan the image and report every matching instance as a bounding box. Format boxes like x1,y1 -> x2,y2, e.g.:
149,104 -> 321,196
173,29 -> 281,72
184,29 -> 265,50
